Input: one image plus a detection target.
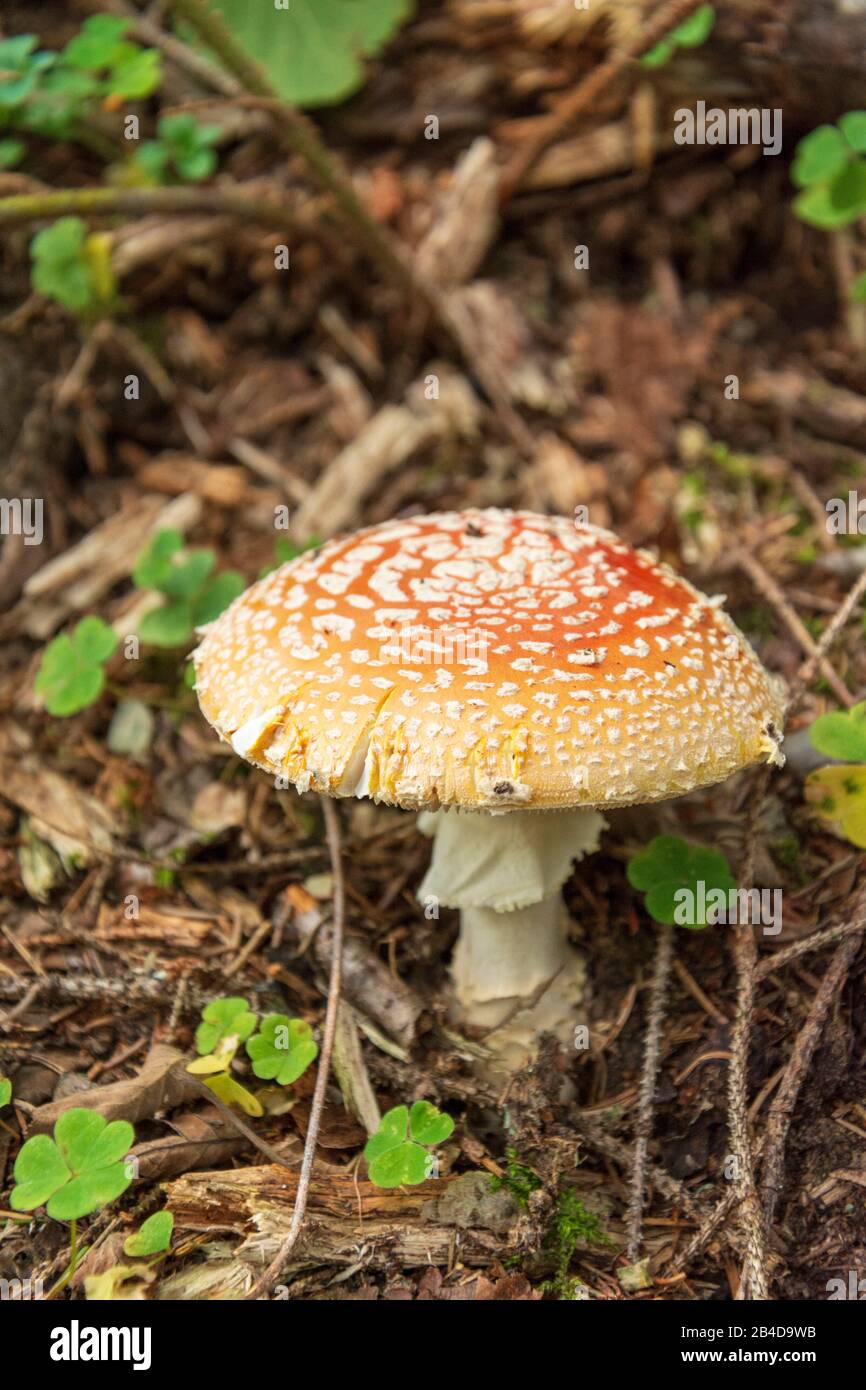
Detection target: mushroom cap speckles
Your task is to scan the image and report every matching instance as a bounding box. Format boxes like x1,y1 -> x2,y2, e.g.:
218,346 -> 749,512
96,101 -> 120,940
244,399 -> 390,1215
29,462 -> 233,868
194,509 -> 786,812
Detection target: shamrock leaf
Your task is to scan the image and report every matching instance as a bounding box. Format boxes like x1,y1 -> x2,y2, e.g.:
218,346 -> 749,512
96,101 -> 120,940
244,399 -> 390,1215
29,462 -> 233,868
194,996 -> 257,1056
31,217 -> 93,311
137,114 -> 220,183
200,0 -> 414,108
246,1015 -> 318,1086
0,35 -> 54,107
191,571 -> 245,626
810,703 -> 866,762
132,529 -> 184,590
62,16 -> 130,70
137,602 -> 193,648
791,124 -> 849,188
123,1210 -> 173,1258
627,835 -> 737,928
35,615 -> 118,716
11,1107 -> 135,1220
805,765 -> 866,848
364,1101 -> 454,1188
839,111 -> 866,155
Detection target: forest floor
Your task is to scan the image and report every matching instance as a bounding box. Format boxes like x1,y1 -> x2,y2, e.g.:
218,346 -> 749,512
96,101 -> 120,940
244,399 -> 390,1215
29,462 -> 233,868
1,0 -> 865,1302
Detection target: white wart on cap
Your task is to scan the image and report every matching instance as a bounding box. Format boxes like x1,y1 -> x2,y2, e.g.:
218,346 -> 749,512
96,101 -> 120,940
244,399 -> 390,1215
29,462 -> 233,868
194,509 -> 785,811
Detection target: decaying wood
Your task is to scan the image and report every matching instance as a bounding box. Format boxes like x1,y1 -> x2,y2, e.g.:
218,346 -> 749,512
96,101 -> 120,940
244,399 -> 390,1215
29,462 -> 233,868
163,1164 -> 523,1293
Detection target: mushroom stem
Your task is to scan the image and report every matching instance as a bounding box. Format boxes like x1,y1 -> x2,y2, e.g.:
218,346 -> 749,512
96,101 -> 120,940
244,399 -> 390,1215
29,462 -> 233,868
453,895 -> 569,1027
417,805 -> 605,1049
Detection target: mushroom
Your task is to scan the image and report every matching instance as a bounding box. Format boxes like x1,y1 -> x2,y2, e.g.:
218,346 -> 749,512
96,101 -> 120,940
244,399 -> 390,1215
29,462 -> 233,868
194,509 -> 785,1067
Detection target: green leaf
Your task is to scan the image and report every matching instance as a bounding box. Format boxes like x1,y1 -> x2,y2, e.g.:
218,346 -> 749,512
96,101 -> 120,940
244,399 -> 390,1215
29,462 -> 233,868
0,137 -> 25,169
0,1076 -> 11,1107
132,528 -> 184,589
0,36 -> 54,107
191,571 -> 244,626
108,46 -> 162,100
123,1210 -> 173,1257
408,1099 -> 454,1146
195,996 -> 257,1056
11,1108 -> 135,1220
202,0 -> 415,107
363,1101 -> 452,1188
138,601 -> 194,647
805,765 -> 866,848
810,703 -> 866,761
791,125 -> 849,188
830,160 -> 866,215
246,1015 -> 318,1086
640,38 -> 674,69
158,548 -> 215,599
62,16 -> 130,70
793,183 -> 857,230
31,217 -> 97,312
626,835 -> 737,928
10,1134 -> 71,1211
35,616 -> 117,716
839,111 -> 866,154
671,4 -> 715,47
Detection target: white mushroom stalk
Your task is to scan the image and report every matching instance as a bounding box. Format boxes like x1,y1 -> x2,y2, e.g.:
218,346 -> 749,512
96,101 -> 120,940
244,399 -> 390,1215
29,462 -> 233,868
418,807 -> 604,1038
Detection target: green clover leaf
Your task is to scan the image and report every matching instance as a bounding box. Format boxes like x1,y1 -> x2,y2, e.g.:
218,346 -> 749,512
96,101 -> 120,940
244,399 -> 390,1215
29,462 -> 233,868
246,1015 -> 318,1086
31,217 -> 93,311
137,601 -> 194,648
810,702 -> 866,762
191,571 -> 245,626
11,1107 -> 135,1220
627,835 -> 737,928
140,114 -> 220,183
132,529 -> 184,590
123,1210 -> 173,1258
199,0 -> 415,108
194,996 -> 257,1056
791,125 -> 849,187
62,16 -> 130,70
0,1076 -> 11,1108
35,615 -> 118,716
364,1101 -> 454,1188
839,111 -> 866,154
0,35 -> 54,107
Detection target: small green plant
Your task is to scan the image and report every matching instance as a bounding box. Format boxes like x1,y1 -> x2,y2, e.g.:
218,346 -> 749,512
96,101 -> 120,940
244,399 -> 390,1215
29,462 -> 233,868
30,217 -> 117,315
363,1101 -> 454,1188
35,615 -> 118,716
135,113 -> 220,183
627,835 -> 737,928
642,4 -> 714,68
542,1188 -> 610,1299
194,995 -> 257,1057
133,529 -> 245,647
245,1015 -> 318,1086
11,1108 -> 135,1221
791,113 -> 866,230
204,0 -> 415,108
490,1146 -> 542,1209
0,19 -> 161,150
123,1209 -> 173,1258
805,703 -> 866,848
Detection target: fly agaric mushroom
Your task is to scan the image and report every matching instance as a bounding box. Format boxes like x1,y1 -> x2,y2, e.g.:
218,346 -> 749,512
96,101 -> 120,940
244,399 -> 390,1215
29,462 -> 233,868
194,509 -> 785,1066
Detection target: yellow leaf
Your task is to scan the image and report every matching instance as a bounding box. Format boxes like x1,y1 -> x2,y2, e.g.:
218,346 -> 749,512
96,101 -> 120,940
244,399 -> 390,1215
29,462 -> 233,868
205,1072 -> 264,1117
805,764 -> 866,847
186,1053 -> 229,1076
85,1263 -> 154,1301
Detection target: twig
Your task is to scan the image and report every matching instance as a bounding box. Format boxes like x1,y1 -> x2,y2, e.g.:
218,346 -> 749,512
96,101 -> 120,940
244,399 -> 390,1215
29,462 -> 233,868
625,922 -> 674,1263
760,886 -> 866,1230
244,796 -> 347,1300
756,909 -> 866,980
726,773 -> 772,1300
0,185 -> 301,237
501,0 -> 706,200
786,565 -> 866,711
183,1075 -> 294,1169
733,547 -> 853,707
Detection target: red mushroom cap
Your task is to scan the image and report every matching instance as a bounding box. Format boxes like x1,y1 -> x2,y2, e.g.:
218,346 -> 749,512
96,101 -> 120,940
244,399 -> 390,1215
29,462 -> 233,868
194,509 -> 785,811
